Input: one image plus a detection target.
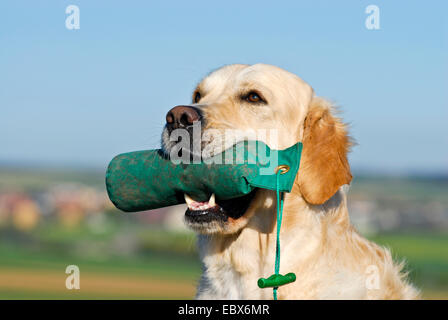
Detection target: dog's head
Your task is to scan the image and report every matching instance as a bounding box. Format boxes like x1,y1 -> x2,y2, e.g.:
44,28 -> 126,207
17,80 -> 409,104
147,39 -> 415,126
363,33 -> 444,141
161,64 -> 352,234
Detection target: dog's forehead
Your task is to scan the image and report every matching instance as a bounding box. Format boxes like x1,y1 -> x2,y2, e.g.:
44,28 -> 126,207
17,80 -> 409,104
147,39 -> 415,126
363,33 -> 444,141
199,64 -> 248,92
200,64 -> 312,99
237,64 -> 308,87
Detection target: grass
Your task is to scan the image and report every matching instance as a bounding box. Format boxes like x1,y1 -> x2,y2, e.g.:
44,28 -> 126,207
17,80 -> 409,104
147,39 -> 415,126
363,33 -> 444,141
0,230 -> 446,299
0,240 -> 200,299
369,232 -> 448,297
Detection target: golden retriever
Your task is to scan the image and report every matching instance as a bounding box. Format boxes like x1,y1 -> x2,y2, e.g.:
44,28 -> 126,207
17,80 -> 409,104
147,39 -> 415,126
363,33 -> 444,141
161,64 -> 418,299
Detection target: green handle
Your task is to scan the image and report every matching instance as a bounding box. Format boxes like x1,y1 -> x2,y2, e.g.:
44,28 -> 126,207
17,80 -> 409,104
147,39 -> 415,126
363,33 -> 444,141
257,273 -> 296,288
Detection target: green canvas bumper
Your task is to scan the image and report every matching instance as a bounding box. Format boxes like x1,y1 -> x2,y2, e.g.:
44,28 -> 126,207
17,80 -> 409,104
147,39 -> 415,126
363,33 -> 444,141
105,141 -> 303,212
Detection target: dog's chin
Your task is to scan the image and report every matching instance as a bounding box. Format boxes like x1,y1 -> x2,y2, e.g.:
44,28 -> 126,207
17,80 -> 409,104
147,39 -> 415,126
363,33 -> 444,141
184,190 -> 257,235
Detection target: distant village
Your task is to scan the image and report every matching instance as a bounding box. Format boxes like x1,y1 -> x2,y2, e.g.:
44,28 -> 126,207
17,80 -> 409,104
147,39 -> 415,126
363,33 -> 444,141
0,183 -> 186,232
0,182 -> 447,235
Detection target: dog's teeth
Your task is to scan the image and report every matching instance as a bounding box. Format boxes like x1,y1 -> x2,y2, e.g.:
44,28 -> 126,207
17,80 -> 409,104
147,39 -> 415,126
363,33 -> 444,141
209,193 -> 216,207
185,193 -> 217,211
184,194 -> 194,207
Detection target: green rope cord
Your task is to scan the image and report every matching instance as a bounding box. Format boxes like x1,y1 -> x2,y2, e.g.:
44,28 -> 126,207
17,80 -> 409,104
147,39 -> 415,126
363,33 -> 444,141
273,171 -> 284,300
256,170 -> 295,298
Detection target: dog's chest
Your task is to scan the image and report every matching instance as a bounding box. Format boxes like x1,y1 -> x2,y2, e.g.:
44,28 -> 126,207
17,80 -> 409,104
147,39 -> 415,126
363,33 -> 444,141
197,232 -> 277,300
199,252 -> 272,299
195,225 -> 370,300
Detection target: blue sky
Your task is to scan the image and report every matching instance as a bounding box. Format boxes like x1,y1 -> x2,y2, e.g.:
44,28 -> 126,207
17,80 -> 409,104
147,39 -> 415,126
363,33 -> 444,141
0,0 -> 447,173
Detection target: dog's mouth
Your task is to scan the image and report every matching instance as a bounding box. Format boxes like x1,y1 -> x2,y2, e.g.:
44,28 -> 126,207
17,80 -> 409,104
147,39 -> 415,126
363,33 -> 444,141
184,190 -> 257,225
162,116 -> 258,232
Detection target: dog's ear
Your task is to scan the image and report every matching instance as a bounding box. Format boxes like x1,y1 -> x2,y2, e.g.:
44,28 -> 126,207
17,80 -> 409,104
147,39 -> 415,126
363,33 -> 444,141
297,97 -> 352,205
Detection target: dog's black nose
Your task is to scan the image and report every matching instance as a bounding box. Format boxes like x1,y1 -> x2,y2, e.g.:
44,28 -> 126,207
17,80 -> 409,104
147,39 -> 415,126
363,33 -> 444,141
166,105 -> 201,129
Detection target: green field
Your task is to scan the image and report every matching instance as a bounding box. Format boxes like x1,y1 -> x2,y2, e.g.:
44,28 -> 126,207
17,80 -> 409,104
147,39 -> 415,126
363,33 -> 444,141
369,232 -> 448,299
0,230 -> 200,299
0,227 -> 446,299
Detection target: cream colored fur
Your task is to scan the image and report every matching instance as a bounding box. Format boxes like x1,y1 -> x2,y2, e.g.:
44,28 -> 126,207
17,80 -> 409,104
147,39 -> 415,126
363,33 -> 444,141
196,188 -> 418,299
172,64 -> 419,299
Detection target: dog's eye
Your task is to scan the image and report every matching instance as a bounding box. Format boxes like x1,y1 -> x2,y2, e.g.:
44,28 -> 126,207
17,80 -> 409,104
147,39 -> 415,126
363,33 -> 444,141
245,91 -> 263,103
194,91 -> 201,103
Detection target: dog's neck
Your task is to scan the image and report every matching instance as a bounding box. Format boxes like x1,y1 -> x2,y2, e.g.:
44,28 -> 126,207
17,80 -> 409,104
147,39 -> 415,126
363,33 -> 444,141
195,187 -> 351,299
